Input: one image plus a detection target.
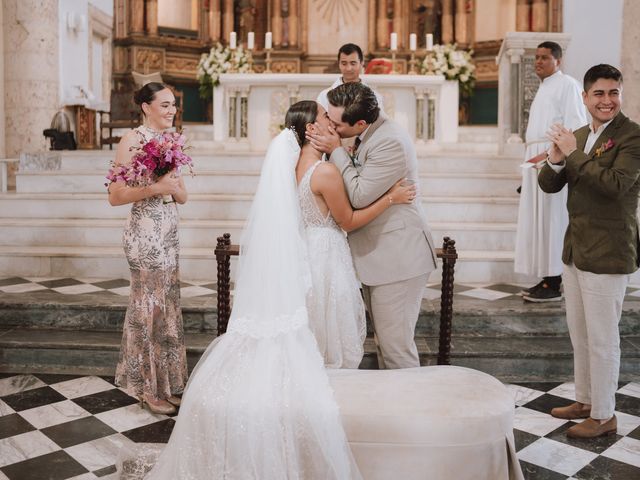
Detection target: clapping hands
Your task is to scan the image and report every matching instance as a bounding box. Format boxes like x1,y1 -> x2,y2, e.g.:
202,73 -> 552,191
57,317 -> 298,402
547,123 -> 577,159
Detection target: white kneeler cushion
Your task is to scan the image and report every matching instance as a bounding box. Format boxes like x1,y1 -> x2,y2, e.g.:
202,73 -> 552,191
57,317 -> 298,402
328,366 -> 523,480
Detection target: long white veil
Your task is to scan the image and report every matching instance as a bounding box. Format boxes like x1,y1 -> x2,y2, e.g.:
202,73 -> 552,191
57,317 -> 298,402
137,128 -> 361,480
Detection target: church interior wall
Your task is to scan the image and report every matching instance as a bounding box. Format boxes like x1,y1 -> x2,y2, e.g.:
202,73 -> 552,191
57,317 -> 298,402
474,0 -> 515,42
621,0 -> 640,122
0,3 -> 5,159
562,0 -> 623,83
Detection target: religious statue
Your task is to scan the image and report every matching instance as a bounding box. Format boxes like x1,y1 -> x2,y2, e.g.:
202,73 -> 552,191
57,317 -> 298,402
414,0 -> 442,45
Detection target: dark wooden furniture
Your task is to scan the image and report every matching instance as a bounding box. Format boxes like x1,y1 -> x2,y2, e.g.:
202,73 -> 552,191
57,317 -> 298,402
214,233 -> 458,365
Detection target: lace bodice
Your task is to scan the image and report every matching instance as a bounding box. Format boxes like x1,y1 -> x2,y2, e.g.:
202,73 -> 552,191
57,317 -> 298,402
298,161 -> 340,230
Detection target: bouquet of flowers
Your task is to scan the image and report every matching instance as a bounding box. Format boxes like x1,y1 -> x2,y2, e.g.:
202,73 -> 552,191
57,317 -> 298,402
421,44 -> 476,97
106,132 -> 193,203
197,42 -> 251,99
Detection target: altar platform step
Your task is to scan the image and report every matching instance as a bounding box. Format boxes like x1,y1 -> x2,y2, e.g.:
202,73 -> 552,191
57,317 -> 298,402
0,218 -> 517,251
17,170 -> 522,197
1,284 -> 639,382
0,193 -> 520,223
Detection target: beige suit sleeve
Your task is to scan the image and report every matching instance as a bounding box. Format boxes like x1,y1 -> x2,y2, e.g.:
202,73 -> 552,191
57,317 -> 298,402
330,137 -> 406,209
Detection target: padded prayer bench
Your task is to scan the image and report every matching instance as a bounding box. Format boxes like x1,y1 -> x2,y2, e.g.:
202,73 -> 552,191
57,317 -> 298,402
214,234 -> 458,365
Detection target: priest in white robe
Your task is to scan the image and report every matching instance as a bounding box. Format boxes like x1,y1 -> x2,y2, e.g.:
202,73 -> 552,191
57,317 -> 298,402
317,43 -> 384,112
515,41 -> 587,302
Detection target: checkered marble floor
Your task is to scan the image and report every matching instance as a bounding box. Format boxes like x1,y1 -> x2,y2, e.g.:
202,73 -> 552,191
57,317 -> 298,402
4,276 -> 640,303
0,374 -> 638,479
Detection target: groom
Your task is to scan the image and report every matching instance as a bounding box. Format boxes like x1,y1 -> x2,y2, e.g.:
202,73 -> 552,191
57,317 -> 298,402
309,82 -> 437,369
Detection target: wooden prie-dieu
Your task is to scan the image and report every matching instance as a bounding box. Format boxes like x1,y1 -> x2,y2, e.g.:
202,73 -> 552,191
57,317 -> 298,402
215,234 -> 458,365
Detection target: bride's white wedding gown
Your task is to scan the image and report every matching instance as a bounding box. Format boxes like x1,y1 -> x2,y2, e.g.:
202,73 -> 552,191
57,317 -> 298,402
135,130 -> 362,480
299,161 -> 366,369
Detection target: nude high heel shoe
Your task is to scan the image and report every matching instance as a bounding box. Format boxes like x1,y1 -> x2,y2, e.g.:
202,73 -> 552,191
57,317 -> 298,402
139,396 -> 177,415
167,395 -> 182,407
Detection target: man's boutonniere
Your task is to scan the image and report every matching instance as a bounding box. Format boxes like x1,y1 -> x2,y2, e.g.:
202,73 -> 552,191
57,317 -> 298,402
346,145 -> 361,168
595,138 -> 615,157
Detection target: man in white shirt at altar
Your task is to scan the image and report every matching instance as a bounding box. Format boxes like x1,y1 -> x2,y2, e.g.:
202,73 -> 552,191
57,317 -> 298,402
515,41 -> 587,302
317,43 -> 384,113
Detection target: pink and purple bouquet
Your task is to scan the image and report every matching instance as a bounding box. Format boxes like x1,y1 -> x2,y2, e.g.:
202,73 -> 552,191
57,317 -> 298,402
106,132 -> 193,187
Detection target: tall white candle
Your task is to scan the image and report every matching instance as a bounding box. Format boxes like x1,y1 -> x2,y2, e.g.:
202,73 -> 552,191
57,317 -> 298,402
265,31 -> 272,50
390,32 -> 398,51
409,33 -> 417,51
426,33 -> 433,51
247,31 -> 255,50
229,31 -> 237,49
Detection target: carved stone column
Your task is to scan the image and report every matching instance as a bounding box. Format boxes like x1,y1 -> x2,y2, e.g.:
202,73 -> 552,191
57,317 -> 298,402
210,0 -> 221,42
622,0 -> 640,121
516,0 -> 530,31
531,0 -> 548,32
228,88 -> 238,139
273,0 -> 283,47
288,0 -> 298,48
377,0 -> 389,49
441,0 -> 454,44
3,0 -> 59,185
130,0 -> 145,34
239,87 -> 250,139
223,0 -> 233,44
454,0 -> 468,45
146,0 -> 158,35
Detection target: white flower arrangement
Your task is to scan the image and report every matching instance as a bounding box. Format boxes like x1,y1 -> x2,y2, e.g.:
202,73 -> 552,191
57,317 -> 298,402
197,42 -> 251,99
421,44 -> 476,97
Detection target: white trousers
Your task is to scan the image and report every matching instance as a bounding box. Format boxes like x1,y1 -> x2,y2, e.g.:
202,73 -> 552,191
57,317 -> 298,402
563,262 -> 628,419
362,273 -> 429,370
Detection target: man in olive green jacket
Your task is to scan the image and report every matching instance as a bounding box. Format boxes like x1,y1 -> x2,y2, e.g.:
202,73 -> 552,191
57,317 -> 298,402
539,64 -> 640,439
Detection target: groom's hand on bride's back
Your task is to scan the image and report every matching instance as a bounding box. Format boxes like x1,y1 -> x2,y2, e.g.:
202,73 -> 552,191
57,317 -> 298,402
308,123 -> 341,155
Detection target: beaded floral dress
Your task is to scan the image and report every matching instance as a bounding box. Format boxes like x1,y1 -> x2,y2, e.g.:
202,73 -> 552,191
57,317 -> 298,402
114,126 -> 188,402
298,161 -> 366,368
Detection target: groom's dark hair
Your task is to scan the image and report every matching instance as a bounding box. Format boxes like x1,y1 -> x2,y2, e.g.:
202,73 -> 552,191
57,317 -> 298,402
327,83 -> 380,126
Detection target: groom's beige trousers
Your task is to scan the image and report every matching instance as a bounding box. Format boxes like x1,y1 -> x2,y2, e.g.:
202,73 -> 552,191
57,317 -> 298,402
362,273 -> 428,369
563,262 -> 628,420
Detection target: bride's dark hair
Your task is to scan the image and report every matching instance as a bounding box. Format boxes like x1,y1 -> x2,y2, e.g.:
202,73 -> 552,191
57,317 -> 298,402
284,101 -> 318,147
133,82 -> 169,116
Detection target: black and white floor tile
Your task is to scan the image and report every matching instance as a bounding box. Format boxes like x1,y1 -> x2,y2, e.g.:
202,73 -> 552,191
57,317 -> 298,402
4,276 -> 640,304
0,373 -> 639,479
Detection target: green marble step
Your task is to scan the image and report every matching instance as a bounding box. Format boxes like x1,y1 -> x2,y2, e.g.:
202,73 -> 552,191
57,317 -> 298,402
1,329 -> 639,383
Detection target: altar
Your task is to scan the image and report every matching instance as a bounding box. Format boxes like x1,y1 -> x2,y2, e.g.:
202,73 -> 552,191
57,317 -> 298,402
212,73 -> 459,151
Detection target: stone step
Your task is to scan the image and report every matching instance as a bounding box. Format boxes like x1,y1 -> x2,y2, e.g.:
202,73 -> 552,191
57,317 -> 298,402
457,125 -> 499,144
16,170 -> 522,196
0,218 -> 517,251
0,193 -> 520,223
1,328 -> 638,382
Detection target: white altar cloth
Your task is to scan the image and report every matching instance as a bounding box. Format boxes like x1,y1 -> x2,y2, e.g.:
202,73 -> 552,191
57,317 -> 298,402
328,366 -> 524,480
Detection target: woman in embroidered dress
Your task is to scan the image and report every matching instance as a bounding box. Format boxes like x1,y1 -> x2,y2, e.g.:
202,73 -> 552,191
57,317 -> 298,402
108,82 -> 188,415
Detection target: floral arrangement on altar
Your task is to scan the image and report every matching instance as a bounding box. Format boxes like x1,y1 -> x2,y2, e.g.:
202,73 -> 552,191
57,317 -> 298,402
197,42 -> 251,99
106,132 -> 193,202
421,44 -> 476,97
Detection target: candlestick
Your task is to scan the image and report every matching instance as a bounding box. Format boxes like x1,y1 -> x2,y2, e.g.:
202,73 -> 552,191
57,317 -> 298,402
247,31 -> 255,50
426,33 -> 433,51
265,31 -> 272,50
229,31 -> 237,50
409,33 -> 417,51
408,52 -> 417,75
390,32 -> 398,51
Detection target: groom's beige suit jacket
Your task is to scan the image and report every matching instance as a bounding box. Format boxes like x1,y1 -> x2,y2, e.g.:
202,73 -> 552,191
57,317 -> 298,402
329,115 -> 437,286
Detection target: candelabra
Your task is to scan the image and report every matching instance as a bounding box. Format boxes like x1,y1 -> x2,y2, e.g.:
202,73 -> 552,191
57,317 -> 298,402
264,48 -> 273,73
228,47 -> 238,73
408,52 -> 418,75
391,51 -> 398,75
247,50 -> 255,73
424,51 -> 435,75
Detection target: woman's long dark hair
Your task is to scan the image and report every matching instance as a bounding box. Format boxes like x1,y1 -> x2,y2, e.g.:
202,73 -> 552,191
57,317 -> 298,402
284,101 -> 318,147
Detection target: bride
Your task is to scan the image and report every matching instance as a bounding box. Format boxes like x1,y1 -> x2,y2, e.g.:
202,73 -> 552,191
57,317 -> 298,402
133,102 -> 414,479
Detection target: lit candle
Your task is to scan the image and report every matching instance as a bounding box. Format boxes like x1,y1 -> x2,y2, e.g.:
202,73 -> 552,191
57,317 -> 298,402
390,32 -> 398,51
409,33 -> 417,51
247,31 -> 255,50
229,31 -> 237,49
426,33 -> 433,51
265,31 -> 272,50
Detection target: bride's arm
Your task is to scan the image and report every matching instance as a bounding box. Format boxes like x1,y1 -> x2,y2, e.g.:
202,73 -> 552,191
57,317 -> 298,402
311,162 -> 415,232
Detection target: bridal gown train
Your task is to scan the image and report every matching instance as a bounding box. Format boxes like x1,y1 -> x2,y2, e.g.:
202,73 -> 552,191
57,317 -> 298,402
136,130 -> 362,480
